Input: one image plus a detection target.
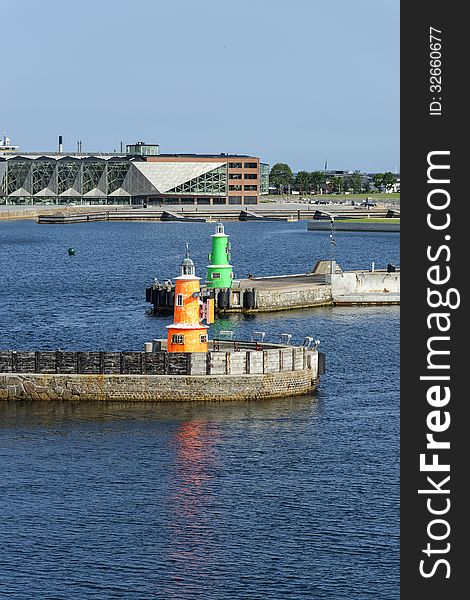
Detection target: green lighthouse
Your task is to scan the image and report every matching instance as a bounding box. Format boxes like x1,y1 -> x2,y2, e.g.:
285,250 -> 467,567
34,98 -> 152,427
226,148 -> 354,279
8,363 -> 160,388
206,223 -> 234,289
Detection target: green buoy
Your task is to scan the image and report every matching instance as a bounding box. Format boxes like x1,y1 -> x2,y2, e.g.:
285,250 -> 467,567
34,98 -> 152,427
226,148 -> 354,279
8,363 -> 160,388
67,247 -> 76,256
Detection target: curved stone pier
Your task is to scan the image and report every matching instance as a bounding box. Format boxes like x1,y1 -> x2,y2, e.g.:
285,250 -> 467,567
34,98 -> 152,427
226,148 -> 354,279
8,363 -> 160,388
0,370 -> 318,402
0,344 -> 324,402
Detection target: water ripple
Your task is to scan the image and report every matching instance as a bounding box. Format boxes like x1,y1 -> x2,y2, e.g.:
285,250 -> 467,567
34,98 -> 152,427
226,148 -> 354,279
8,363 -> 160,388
0,221 -> 399,599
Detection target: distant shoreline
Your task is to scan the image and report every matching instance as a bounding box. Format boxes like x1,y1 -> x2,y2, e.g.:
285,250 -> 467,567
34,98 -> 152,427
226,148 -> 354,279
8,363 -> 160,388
308,220 -> 400,232
0,198 -> 400,223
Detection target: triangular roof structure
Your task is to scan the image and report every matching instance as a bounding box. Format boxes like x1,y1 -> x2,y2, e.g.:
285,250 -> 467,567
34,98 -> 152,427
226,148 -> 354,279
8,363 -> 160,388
59,188 -> 81,197
108,187 -> 131,197
132,161 -> 225,193
34,188 -> 56,197
122,164 -> 159,196
83,188 -> 107,197
9,187 -> 31,196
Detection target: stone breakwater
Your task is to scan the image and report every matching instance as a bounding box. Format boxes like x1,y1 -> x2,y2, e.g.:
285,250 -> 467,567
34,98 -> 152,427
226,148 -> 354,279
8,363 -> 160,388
147,266 -> 400,315
0,371 -> 318,402
0,345 -> 323,402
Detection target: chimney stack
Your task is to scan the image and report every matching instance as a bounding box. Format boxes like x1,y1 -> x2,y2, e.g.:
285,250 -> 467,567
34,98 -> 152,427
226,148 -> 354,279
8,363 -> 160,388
58,135 -> 63,153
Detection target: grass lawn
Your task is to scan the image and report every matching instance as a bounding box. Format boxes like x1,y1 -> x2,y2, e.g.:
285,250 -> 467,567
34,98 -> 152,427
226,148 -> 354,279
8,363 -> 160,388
261,193 -> 400,202
337,218 -> 400,223
323,192 -> 400,200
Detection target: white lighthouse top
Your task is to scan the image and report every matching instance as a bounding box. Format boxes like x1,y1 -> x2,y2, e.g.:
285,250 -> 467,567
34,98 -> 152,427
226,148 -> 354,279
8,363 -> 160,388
179,243 -> 196,277
212,222 -> 227,237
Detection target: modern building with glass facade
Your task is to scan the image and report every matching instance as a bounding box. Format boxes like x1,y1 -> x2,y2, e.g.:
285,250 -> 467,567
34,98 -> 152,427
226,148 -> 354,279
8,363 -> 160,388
0,142 -> 269,206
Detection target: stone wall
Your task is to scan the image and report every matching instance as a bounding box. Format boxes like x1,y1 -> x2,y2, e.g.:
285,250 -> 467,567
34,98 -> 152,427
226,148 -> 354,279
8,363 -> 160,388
0,369 -> 318,402
0,347 -> 324,402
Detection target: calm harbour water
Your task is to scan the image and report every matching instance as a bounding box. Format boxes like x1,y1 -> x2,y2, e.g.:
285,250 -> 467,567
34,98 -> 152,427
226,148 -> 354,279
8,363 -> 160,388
0,220 -> 399,599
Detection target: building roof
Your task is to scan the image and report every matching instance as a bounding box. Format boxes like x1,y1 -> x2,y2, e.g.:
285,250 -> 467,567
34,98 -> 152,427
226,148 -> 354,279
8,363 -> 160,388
157,153 -> 253,158
0,153 -> 128,161
132,161 -> 225,193
0,151 -> 257,160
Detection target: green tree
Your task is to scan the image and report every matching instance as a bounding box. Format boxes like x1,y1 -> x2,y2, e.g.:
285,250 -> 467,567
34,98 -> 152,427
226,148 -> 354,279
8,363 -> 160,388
269,163 -> 294,192
348,171 -> 363,193
382,172 -> 396,191
295,171 -> 311,194
310,171 -> 325,193
373,173 -> 384,190
329,176 -> 343,193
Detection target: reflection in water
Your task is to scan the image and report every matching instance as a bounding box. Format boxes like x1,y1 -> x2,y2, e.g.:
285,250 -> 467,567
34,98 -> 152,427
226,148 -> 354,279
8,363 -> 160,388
0,395 -> 321,429
164,420 -> 218,598
173,420 -> 216,490
0,381 -> 396,599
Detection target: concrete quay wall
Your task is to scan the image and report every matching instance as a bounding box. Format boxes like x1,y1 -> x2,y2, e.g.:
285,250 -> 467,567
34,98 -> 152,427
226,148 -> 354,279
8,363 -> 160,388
330,271 -> 400,296
1,203 -> 397,222
255,285 -> 332,311
0,205 -> 124,221
149,270 -> 399,313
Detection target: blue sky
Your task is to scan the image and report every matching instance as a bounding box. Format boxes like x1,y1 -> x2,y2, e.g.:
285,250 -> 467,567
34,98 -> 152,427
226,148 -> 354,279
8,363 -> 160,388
2,0 -> 399,172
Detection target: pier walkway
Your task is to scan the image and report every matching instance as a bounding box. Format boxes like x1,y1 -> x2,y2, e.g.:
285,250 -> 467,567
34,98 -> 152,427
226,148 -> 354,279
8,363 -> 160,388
1,202 -> 399,223
147,262 -> 400,314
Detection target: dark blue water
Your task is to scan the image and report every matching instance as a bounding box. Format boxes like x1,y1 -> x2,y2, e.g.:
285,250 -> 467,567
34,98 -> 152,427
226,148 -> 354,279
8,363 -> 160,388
0,220 -> 399,599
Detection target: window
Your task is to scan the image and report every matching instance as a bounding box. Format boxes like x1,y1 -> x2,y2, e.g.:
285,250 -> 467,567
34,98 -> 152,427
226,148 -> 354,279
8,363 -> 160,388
200,334 -> 208,344
229,185 -> 242,191
212,197 -> 226,204
244,173 -> 257,179
229,173 -> 242,180
196,197 -> 210,204
244,162 -> 257,169
56,160 -> 80,195
229,196 -> 242,204
228,162 -> 242,168
260,162 -> 269,194
107,161 -> 130,193
172,334 -> 185,344
244,196 -> 257,204
165,164 -> 227,196
82,160 -> 105,194
176,294 -> 183,306
211,272 -> 221,279
244,185 -> 257,191
32,160 -> 56,195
